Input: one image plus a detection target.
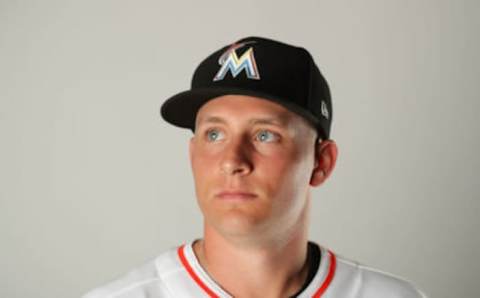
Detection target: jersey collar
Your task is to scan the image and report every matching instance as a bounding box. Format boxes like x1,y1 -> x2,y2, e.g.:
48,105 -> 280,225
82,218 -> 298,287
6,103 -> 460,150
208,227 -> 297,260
176,240 -> 336,298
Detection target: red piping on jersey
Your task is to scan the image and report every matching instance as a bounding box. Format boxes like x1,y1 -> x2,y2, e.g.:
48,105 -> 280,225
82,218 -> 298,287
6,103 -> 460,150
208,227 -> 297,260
178,244 -> 337,298
178,245 -> 220,298
312,250 -> 337,298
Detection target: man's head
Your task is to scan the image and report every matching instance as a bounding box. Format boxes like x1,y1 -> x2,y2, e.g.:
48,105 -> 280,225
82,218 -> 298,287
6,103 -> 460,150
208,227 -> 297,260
188,94 -> 337,243
160,36 -> 337,243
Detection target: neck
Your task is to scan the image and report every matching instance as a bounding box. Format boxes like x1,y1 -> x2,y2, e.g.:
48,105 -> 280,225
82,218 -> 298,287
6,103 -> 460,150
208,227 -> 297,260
193,202 -> 311,298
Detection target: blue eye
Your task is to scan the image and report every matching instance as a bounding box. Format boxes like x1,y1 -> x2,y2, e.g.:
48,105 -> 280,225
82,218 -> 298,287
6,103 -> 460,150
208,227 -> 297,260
206,129 -> 224,142
256,130 -> 277,142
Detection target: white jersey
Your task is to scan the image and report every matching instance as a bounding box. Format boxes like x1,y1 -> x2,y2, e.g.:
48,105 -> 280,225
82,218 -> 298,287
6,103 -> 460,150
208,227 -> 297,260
82,241 -> 426,298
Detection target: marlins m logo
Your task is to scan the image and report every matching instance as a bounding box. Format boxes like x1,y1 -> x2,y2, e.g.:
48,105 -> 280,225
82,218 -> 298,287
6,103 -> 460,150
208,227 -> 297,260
213,42 -> 261,81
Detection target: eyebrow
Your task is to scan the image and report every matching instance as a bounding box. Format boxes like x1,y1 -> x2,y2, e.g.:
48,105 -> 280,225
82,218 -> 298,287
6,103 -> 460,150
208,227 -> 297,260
197,115 -> 289,127
198,116 -> 227,125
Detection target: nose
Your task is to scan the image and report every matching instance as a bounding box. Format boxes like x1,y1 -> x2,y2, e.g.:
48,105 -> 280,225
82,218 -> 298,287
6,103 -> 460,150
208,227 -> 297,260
220,138 -> 253,176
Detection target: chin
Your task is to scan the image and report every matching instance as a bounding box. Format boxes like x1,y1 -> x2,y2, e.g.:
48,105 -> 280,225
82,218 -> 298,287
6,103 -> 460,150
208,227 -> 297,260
209,209 -> 270,238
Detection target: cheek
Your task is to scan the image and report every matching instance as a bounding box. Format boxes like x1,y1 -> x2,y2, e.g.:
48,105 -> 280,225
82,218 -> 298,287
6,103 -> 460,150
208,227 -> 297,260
257,153 -> 313,224
191,156 -> 212,215
256,149 -> 312,198
191,150 -> 219,194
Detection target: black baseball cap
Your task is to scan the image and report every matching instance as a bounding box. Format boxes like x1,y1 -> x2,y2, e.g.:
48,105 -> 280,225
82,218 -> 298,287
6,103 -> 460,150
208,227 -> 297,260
160,36 -> 333,139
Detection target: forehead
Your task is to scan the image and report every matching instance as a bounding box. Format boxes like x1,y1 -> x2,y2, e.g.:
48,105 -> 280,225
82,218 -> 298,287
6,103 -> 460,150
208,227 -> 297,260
195,95 -> 305,127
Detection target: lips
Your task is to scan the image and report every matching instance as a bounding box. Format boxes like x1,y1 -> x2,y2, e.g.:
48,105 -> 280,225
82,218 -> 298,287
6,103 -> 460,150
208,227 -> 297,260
215,190 -> 258,200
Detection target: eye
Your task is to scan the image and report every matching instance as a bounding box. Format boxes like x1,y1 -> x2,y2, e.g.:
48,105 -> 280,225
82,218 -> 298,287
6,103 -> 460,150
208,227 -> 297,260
206,128 -> 225,142
255,130 -> 278,143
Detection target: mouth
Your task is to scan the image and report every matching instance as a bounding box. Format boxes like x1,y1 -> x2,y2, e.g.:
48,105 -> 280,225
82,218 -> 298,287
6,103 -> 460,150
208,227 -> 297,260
215,190 -> 258,201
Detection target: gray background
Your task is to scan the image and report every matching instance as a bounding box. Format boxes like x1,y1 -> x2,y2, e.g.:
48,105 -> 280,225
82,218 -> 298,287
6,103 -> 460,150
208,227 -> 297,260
1,1 -> 479,297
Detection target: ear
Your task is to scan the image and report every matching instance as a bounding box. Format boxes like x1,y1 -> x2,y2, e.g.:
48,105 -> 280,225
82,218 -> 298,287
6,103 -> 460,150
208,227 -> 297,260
310,139 -> 338,187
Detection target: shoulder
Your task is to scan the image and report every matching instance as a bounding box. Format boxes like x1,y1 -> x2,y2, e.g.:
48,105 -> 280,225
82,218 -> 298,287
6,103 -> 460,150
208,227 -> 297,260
81,248 -> 181,298
332,253 -> 428,298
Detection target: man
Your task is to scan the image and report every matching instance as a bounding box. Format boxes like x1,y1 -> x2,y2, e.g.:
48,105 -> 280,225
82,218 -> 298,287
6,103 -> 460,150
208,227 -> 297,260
83,36 -> 426,297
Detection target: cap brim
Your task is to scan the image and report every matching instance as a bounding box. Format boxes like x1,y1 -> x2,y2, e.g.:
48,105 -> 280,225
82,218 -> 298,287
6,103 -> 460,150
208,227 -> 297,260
160,86 -> 320,133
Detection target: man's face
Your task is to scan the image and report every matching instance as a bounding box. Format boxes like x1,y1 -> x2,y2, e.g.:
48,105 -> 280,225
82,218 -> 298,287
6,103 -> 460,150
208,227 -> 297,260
189,95 -> 318,241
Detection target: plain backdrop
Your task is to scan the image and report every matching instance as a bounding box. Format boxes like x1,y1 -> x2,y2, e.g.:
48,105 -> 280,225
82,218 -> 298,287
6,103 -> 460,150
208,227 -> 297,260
1,1 -> 479,297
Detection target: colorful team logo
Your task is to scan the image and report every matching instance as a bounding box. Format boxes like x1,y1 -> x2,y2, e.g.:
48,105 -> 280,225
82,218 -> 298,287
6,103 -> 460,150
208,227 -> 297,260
213,41 -> 261,81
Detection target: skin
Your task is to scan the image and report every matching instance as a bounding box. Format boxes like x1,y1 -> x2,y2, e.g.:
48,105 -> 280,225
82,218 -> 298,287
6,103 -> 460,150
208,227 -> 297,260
189,94 -> 338,298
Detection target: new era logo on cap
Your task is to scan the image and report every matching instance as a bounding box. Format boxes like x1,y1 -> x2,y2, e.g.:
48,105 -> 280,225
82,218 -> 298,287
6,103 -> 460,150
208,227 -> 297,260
321,101 -> 329,119
213,41 -> 260,81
